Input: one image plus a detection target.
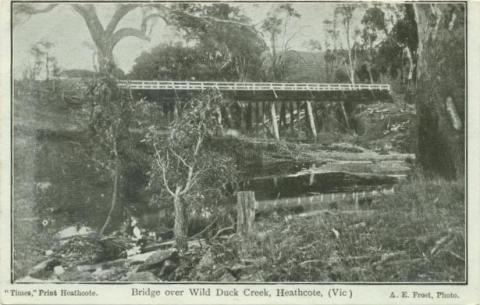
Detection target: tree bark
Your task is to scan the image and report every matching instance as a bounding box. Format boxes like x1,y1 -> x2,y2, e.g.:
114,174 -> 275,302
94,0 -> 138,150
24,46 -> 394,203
72,4 -> 150,74
414,3 -> 465,179
173,190 -> 188,252
100,154 -> 119,235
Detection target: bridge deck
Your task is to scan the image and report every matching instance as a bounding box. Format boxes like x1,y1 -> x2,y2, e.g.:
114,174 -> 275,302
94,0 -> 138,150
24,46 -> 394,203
118,80 -> 391,92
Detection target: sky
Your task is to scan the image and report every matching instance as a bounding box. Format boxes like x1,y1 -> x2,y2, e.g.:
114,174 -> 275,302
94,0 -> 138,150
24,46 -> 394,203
12,2 -> 365,78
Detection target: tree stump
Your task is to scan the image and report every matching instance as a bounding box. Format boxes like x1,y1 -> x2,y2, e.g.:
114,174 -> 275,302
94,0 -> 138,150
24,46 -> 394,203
236,191 -> 256,236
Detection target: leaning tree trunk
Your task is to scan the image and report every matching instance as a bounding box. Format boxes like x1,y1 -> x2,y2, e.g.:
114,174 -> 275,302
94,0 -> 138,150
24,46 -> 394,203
414,3 -> 465,179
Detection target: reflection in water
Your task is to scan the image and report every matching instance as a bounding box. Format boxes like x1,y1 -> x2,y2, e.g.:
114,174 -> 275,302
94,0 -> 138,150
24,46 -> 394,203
241,171 -> 398,201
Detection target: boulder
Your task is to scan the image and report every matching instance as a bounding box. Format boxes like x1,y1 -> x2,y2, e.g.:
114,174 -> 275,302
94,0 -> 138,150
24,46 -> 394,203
218,270 -> 237,282
125,271 -> 160,282
58,270 -> 96,282
55,226 -> 95,240
53,265 -> 65,275
137,249 -> 178,272
28,258 -> 59,279
92,266 -> 128,281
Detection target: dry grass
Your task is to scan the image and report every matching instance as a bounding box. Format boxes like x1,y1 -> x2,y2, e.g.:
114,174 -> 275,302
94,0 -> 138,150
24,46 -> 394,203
223,177 -> 465,282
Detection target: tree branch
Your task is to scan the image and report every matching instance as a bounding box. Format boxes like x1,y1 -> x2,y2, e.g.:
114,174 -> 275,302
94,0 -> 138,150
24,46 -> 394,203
71,4 -> 105,48
111,27 -> 151,48
14,3 -> 58,16
154,146 -> 175,197
171,9 -> 262,36
106,4 -> 139,35
169,147 -> 192,171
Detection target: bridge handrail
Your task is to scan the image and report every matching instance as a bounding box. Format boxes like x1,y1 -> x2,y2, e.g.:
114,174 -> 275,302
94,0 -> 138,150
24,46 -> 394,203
118,80 -> 391,92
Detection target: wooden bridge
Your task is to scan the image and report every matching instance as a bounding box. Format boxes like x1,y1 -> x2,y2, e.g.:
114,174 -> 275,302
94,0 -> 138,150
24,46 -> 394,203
118,80 -> 391,101
118,80 -> 390,92
119,80 -> 393,140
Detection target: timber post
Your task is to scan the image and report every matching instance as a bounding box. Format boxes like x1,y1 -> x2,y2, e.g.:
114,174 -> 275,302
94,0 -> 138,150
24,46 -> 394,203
340,101 -> 350,130
306,101 -> 317,140
255,100 -> 261,128
296,101 -> 302,124
270,102 -> 280,140
246,101 -> 253,131
236,191 -> 256,236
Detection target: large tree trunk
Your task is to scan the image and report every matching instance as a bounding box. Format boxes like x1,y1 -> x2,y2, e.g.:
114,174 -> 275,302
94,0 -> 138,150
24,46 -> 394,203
71,4 -> 150,74
414,4 -> 465,179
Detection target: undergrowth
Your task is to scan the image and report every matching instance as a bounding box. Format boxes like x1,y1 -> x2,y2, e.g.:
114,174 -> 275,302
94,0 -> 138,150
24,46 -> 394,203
185,177 -> 465,282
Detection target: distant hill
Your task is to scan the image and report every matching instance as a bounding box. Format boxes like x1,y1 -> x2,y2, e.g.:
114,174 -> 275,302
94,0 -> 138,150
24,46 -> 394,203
283,50 -> 329,83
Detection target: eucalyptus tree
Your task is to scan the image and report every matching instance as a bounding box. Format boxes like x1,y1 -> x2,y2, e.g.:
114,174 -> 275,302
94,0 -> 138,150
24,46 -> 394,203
14,3 -> 261,76
261,4 -> 301,81
334,4 -> 359,84
413,3 -> 465,179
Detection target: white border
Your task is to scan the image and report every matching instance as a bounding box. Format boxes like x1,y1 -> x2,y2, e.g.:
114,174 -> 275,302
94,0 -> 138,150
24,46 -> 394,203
1,1 -> 479,304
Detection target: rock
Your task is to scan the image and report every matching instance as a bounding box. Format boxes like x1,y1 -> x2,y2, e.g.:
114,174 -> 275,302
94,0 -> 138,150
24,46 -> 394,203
28,258 -> 59,279
197,250 -> 214,271
218,270 -> 237,282
54,265 -> 65,275
145,249 -> 178,266
77,258 -> 127,272
55,226 -> 95,240
127,251 -> 157,264
92,266 -> 128,281
156,259 -> 178,279
16,275 -> 52,283
126,246 -> 141,256
58,270 -> 96,282
137,249 -> 178,272
125,271 -> 160,282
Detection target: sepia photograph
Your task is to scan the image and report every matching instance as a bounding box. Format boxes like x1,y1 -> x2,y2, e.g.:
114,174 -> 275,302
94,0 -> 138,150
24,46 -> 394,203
8,0 -> 467,287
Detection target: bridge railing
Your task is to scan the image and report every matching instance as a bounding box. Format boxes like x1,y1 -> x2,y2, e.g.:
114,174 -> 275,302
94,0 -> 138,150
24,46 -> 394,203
118,80 -> 391,92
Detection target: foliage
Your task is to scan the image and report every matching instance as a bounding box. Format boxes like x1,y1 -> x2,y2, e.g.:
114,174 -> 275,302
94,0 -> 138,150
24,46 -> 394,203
261,4 -> 301,81
129,43 -> 223,81
24,40 -> 61,81
85,75 -> 136,234
165,3 -> 266,81
147,90 -> 238,250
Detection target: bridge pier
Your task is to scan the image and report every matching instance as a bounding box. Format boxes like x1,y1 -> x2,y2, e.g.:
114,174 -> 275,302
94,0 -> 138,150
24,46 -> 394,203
255,101 -> 261,129
306,101 -> 317,141
340,101 -> 350,129
262,101 -> 268,136
246,101 -> 253,131
280,101 -> 287,128
289,101 -> 295,131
